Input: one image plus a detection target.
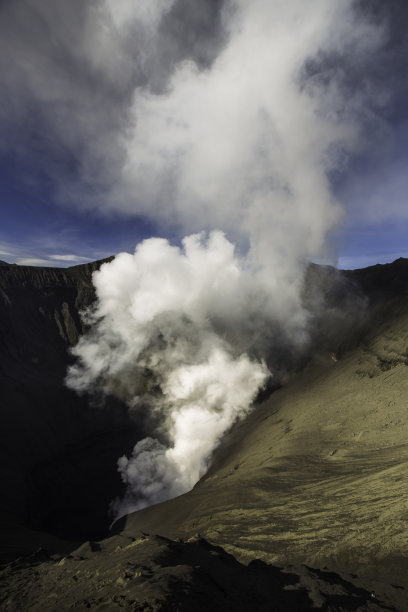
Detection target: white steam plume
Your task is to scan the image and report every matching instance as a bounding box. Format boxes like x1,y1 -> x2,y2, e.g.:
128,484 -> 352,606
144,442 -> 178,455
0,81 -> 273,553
99,0 -> 382,259
65,1 -> 385,515
67,232 -> 269,515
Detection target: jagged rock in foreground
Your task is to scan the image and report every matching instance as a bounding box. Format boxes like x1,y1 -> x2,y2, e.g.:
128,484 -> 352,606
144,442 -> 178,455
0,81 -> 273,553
0,534 -> 391,611
1,258 -> 408,610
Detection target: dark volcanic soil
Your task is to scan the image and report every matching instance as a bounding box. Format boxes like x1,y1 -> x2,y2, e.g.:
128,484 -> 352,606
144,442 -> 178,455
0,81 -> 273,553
0,535 -> 394,611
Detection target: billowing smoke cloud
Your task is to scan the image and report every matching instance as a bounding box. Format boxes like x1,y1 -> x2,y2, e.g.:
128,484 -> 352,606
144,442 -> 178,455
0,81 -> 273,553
60,0 -> 388,514
114,347 -> 267,511
67,232 -> 269,515
0,0 -> 226,197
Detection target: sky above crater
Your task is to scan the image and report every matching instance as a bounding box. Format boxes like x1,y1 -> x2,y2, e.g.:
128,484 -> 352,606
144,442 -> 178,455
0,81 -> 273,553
0,0 -> 407,270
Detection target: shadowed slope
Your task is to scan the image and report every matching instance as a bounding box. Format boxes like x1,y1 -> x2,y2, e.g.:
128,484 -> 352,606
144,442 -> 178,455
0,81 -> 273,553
0,258 -> 142,557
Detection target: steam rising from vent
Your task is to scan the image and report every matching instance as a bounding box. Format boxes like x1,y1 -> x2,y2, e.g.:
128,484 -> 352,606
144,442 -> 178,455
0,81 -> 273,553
115,348 -> 267,512
65,0 -> 385,516
67,232 -> 271,515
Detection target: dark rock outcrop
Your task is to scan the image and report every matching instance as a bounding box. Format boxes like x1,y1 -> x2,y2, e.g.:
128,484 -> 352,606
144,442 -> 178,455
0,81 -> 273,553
0,534 -> 390,611
0,259 -> 141,555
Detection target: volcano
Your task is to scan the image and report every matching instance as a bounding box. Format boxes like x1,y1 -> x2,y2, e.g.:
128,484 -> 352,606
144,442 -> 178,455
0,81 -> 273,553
1,257 -> 408,610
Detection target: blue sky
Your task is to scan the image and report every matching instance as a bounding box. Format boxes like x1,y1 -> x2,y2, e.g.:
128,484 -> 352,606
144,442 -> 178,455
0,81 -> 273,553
0,162 -> 157,265
0,0 -> 407,270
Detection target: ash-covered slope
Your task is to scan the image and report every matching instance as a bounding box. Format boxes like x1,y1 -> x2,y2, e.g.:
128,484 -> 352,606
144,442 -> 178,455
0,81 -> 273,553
109,258 -> 408,610
0,259 -> 141,556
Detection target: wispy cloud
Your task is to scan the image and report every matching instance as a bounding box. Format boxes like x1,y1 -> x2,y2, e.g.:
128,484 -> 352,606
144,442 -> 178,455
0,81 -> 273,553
49,254 -> 89,262
0,239 -> 96,267
15,257 -> 50,266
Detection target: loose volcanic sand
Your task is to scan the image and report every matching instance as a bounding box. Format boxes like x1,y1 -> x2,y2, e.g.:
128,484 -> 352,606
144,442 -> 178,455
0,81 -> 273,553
117,303 -> 408,609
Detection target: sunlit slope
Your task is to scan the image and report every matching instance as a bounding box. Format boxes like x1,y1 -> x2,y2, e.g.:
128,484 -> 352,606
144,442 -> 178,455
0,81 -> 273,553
120,300 -> 408,583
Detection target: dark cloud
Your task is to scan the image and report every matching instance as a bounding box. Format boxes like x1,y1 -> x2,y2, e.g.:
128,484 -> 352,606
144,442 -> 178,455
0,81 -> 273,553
0,0 -> 227,200
354,0 -> 408,119
152,0 -> 228,92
